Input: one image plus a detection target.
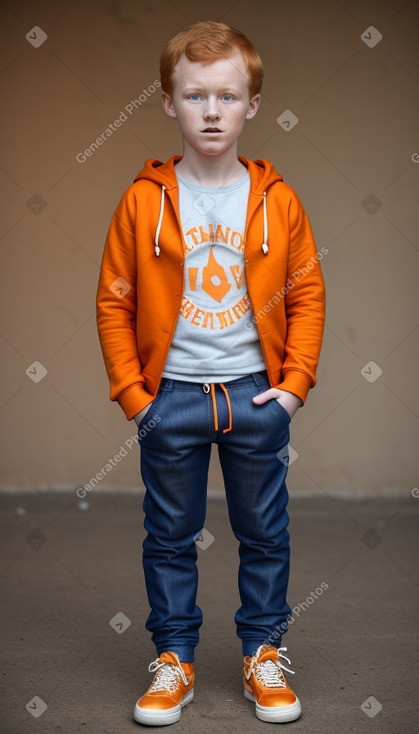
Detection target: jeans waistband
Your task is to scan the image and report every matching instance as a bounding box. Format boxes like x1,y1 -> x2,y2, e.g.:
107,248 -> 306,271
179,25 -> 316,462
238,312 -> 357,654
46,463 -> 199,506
158,370 -> 269,392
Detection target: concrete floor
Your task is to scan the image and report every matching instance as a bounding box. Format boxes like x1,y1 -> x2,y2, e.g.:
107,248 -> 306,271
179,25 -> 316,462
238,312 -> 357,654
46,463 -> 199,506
1,491 -> 418,734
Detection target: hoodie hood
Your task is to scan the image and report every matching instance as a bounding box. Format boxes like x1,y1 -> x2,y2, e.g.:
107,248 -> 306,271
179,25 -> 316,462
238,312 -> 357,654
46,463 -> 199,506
134,155 -> 283,193
133,155 -> 284,256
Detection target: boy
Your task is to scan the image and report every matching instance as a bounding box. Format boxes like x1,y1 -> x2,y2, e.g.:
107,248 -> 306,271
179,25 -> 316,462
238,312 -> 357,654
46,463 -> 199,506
96,20 -> 325,726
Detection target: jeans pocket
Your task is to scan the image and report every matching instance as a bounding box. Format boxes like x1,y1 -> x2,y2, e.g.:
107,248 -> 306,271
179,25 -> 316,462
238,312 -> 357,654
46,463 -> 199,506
267,398 -> 292,423
137,387 -> 167,432
136,401 -> 155,430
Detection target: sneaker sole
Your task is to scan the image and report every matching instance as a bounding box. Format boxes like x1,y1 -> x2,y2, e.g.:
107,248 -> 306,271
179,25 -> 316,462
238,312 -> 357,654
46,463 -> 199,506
244,689 -> 302,723
134,688 -> 194,726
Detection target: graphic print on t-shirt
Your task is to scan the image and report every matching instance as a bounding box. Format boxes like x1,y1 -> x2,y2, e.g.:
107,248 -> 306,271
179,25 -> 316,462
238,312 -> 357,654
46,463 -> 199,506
181,221 -> 250,330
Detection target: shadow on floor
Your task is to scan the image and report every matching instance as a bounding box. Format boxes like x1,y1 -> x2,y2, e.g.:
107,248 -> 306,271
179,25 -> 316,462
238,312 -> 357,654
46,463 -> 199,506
1,491 -> 418,733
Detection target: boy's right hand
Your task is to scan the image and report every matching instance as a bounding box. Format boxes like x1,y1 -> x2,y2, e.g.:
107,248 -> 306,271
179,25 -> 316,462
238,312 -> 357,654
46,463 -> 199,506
252,387 -> 302,419
133,403 -> 153,426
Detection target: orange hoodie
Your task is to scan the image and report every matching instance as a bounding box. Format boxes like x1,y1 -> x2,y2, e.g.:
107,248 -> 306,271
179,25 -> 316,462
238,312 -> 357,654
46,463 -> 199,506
96,155 -> 326,420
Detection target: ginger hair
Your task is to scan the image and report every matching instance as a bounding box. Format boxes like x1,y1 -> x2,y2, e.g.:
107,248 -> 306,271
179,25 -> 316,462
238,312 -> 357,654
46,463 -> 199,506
160,21 -> 263,99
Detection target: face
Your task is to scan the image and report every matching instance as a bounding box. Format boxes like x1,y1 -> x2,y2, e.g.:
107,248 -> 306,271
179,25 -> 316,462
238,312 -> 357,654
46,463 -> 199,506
161,49 -> 261,157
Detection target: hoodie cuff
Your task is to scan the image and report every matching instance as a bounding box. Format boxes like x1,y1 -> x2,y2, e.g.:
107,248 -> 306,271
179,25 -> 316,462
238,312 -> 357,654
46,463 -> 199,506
275,370 -> 313,405
117,384 -> 154,421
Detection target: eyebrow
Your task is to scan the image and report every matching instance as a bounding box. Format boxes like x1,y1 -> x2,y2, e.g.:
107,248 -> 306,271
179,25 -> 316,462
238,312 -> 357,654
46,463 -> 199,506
183,87 -> 240,94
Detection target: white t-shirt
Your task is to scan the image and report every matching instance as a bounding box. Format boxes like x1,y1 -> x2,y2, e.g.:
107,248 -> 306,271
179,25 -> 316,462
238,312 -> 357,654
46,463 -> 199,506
162,171 -> 266,382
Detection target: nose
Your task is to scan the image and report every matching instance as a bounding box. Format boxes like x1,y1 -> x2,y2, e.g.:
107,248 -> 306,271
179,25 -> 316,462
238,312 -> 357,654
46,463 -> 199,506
204,96 -> 221,120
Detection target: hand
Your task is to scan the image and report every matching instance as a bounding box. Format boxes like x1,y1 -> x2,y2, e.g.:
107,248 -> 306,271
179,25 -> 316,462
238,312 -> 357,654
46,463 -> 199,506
133,402 -> 153,426
252,388 -> 303,419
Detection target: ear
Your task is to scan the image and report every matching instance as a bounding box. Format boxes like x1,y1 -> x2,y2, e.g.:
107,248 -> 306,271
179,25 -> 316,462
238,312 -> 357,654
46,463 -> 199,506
161,91 -> 177,119
246,93 -> 261,121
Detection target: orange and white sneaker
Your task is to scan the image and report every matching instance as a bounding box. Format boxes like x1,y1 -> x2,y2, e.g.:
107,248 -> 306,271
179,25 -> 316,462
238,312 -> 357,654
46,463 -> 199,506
243,645 -> 302,723
134,651 -> 194,726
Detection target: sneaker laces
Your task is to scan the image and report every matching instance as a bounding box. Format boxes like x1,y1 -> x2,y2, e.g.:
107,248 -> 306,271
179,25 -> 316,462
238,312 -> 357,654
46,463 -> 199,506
148,657 -> 189,692
245,646 -> 296,686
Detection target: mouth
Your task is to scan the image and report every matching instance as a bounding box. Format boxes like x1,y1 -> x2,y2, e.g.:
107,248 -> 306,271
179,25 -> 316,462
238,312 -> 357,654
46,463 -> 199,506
201,127 -> 222,134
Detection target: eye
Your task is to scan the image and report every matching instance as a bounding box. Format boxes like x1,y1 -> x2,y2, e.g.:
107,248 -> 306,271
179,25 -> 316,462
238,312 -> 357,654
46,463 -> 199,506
188,94 -> 202,101
222,94 -> 234,102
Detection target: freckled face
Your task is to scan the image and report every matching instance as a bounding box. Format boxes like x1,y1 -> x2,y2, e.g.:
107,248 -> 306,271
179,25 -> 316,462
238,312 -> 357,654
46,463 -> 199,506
161,49 -> 261,157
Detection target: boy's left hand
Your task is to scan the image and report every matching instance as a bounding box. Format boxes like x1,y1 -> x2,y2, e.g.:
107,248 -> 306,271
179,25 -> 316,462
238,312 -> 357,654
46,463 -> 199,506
252,388 -> 303,420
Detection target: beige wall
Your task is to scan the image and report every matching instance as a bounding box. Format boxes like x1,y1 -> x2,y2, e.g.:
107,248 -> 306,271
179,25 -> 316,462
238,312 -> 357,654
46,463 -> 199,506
1,0 -> 418,496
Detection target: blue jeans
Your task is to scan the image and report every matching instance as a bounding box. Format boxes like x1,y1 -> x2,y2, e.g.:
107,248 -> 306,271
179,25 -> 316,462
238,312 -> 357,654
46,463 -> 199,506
138,371 -> 292,662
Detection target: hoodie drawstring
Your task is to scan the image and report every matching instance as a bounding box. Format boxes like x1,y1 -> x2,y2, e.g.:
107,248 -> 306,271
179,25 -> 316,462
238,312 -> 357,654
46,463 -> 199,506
154,184 -> 268,257
261,191 -> 269,255
154,185 -> 166,256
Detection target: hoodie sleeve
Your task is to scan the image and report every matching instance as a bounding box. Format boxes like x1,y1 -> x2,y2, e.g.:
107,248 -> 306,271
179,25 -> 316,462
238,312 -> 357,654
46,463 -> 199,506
96,188 -> 151,420
277,190 -> 326,402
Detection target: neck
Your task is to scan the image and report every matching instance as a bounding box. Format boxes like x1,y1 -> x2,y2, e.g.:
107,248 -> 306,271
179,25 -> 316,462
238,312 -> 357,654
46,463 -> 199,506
175,144 -> 246,187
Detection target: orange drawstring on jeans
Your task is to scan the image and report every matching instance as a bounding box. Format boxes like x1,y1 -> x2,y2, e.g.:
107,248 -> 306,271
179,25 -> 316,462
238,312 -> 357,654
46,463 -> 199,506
210,383 -> 232,433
